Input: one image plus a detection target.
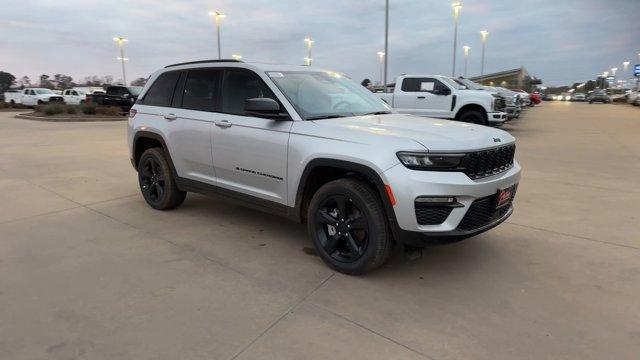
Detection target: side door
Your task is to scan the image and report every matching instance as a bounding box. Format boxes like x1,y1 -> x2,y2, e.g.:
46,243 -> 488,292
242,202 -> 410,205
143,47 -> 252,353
394,77 -> 452,117
136,70 -> 216,185
211,68 -> 292,204
165,68 -> 222,184
70,90 -> 82,105
22,89 -> 34,105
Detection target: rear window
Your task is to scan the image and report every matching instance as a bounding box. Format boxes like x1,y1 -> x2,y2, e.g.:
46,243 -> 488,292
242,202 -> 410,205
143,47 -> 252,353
181,69 -> 222,112
142,72 -> 180,107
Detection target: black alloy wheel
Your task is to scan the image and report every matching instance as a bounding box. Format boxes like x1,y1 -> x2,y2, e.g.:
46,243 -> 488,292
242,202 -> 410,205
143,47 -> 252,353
314,194 -> 369,263
308,178 -> 392,274
137,147 -> 186,210
140,156 -> 166,204
459,110 -> 487,125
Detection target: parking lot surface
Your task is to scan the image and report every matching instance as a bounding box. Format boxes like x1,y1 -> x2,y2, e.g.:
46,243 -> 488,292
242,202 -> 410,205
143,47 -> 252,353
1,102 -> 639,360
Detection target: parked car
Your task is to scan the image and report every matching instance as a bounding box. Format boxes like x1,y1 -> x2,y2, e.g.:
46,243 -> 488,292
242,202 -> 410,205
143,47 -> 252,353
588,89 -> 610,104
62,89 -> 89,105
543,93 -> 555,101
560,92 -> 572,101
571,93 -> 586,101
455,78 -> 520,120
512,89 -> 532,106
626,91 -> 639,105
73,86 -> 105,95
10,88 -> 64,106
3,89 -> 24,105
375,75 -> 507,125
128,60 -> 521,274
529,92 -> 542,104
86,86 -> 143,111
490,87 -> 524,119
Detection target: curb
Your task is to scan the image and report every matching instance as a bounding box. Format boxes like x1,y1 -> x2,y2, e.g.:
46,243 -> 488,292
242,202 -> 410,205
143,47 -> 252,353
14,113 -> 126,122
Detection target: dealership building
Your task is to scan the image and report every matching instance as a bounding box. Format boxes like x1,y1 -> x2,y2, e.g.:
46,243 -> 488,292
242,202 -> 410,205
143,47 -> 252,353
470,67 -> 541,91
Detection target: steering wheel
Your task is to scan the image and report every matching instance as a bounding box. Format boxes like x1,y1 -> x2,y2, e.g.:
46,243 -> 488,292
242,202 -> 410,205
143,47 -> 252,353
332,101 -> 351,111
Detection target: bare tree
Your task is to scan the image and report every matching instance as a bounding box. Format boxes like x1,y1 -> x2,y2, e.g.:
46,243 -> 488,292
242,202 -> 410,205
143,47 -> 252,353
130,77 -> 148,87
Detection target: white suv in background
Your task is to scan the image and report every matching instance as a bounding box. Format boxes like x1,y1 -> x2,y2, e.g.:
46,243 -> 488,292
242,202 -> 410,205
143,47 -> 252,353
128,60 -> 521,274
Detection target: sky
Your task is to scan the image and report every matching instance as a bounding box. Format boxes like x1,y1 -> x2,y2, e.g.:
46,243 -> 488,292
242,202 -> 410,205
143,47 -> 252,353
1,0 -> 639,86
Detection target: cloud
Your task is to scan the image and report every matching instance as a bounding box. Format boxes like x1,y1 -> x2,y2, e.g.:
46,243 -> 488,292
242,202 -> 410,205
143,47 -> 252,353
0,0 -> 638,86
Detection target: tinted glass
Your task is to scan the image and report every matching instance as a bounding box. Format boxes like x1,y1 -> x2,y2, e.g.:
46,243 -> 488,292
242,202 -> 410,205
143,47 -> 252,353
222,70 -> 276,115
269,71 -> 390,120
401,78 -> 448,93
143,73 -> 179,106
181,69 -> 221,112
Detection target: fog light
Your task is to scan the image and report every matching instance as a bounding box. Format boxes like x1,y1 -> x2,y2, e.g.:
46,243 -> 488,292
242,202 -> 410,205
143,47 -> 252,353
415,196 -> 457,204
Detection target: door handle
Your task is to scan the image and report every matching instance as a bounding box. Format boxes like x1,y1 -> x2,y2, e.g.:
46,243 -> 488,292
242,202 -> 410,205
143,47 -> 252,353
163,113 -> 177,121
215,120 -> 233,128
417,96 -> 426,99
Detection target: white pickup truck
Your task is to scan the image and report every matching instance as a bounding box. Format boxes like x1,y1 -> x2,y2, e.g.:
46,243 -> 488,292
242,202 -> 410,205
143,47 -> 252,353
375,75 -> 507,126
3,88 -> 64,106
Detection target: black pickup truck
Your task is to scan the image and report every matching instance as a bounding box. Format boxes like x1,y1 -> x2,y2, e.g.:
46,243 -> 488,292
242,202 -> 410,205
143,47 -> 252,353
86,86 -> 143,110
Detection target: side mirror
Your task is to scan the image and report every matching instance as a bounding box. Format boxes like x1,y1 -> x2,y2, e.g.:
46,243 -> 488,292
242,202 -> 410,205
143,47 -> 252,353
245,98 -> 288,120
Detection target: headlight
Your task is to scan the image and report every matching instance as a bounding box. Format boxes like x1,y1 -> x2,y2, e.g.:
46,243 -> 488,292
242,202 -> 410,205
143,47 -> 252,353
396,152 -> 464,170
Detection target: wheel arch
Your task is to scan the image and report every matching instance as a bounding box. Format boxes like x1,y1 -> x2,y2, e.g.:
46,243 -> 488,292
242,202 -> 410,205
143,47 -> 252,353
132,131 -> 177,178
455,103 -> 488,121
293,158 -> 401,240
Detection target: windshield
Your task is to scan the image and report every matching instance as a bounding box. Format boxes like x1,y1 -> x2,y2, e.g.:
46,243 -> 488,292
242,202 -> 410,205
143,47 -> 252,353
35,89 -> 54,94
456,78 -> 482,90
127,87 -> 143,96
441,77 -> 467,90
268,71 -> 391,120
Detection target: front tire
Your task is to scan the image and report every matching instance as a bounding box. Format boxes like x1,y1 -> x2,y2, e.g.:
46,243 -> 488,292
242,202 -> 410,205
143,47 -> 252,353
138,148 -> 186,210
307,178 -> 392,275
459,110 -> 487,125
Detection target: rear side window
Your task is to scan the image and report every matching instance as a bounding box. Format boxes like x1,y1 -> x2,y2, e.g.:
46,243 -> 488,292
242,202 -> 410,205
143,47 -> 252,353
143,72 -> 180,107
181,69 -> 221,112
221,69 -> 277,115
401,77 -> 448,93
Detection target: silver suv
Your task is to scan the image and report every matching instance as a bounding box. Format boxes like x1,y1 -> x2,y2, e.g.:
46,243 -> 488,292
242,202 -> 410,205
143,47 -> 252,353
128,60 -> 521,274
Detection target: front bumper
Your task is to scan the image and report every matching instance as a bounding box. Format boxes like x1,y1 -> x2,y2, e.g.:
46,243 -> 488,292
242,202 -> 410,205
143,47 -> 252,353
383,161 -> 521,246
487,112 -> 507,124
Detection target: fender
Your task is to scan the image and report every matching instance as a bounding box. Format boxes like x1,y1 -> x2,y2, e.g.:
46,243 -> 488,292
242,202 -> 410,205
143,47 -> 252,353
293,158 -> 405,241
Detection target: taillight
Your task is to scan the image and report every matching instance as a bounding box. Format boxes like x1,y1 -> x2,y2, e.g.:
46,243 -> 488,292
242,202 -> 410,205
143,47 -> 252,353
128,109 -> 137,118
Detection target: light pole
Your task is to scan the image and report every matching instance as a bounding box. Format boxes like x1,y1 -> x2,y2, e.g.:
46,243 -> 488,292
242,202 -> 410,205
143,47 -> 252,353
304,37 -> 315,66
451,2 -> 462,77
623,61 -> 630,72
480,30 -> 489,84
113,37 -> 128,85
377,52 -> 385,85
384,0 -> 389,91
208,11 -> 226,59
463,45 -> 470,77
231,54 -> 242,61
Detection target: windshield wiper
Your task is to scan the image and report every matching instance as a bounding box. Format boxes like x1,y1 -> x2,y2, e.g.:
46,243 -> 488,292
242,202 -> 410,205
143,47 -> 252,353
363,111 -> 392,116
307,114 -> 349,120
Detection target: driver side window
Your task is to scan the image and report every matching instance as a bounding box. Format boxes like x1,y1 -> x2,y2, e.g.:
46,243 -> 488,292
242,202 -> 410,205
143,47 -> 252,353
401,78 -> 448,94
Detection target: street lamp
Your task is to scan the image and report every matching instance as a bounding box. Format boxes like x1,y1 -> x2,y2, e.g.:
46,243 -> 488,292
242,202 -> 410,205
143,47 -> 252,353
231,54 -> 242,60
451,2 -> 462,77
463,45 -> 470,77
480,30 -> 489,84
623,61 -> 630,72
304,37 -> 315,66
383,0 -> 389,91
611,67 -> 617,77
208,11 -> 226,59
113,37 -> 128,85
377,52 -> 385,85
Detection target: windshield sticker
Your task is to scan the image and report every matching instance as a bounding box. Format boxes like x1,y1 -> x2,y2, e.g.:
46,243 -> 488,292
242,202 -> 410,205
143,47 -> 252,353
268,72 -> 284,78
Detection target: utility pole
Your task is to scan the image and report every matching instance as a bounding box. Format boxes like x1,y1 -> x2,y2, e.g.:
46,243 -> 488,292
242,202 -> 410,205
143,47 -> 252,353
384,0 -> 389,91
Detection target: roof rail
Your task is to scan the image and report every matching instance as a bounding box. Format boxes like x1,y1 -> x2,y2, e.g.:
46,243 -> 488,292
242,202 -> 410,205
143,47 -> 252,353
165,59 -> 243,68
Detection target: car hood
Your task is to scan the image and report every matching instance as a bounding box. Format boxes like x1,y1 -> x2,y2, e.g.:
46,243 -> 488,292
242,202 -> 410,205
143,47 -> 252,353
311,113 -> 515,152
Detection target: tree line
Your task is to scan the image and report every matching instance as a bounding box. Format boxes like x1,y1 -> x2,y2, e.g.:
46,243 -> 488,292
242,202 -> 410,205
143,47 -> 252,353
0,71 -> 147,93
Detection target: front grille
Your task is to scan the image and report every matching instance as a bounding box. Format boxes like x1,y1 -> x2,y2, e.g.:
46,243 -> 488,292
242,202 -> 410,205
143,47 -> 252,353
415,205 -> 453,225
50,97 -> 64,102
458,192 -> 514,231
460,144 -> 515,180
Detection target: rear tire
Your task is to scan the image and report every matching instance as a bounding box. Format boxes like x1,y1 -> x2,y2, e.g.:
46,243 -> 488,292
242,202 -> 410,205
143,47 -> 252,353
307,178 -> 392,275
9,100 -> 15,107
138,148 -> 186,210
458,110 -> 487,125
